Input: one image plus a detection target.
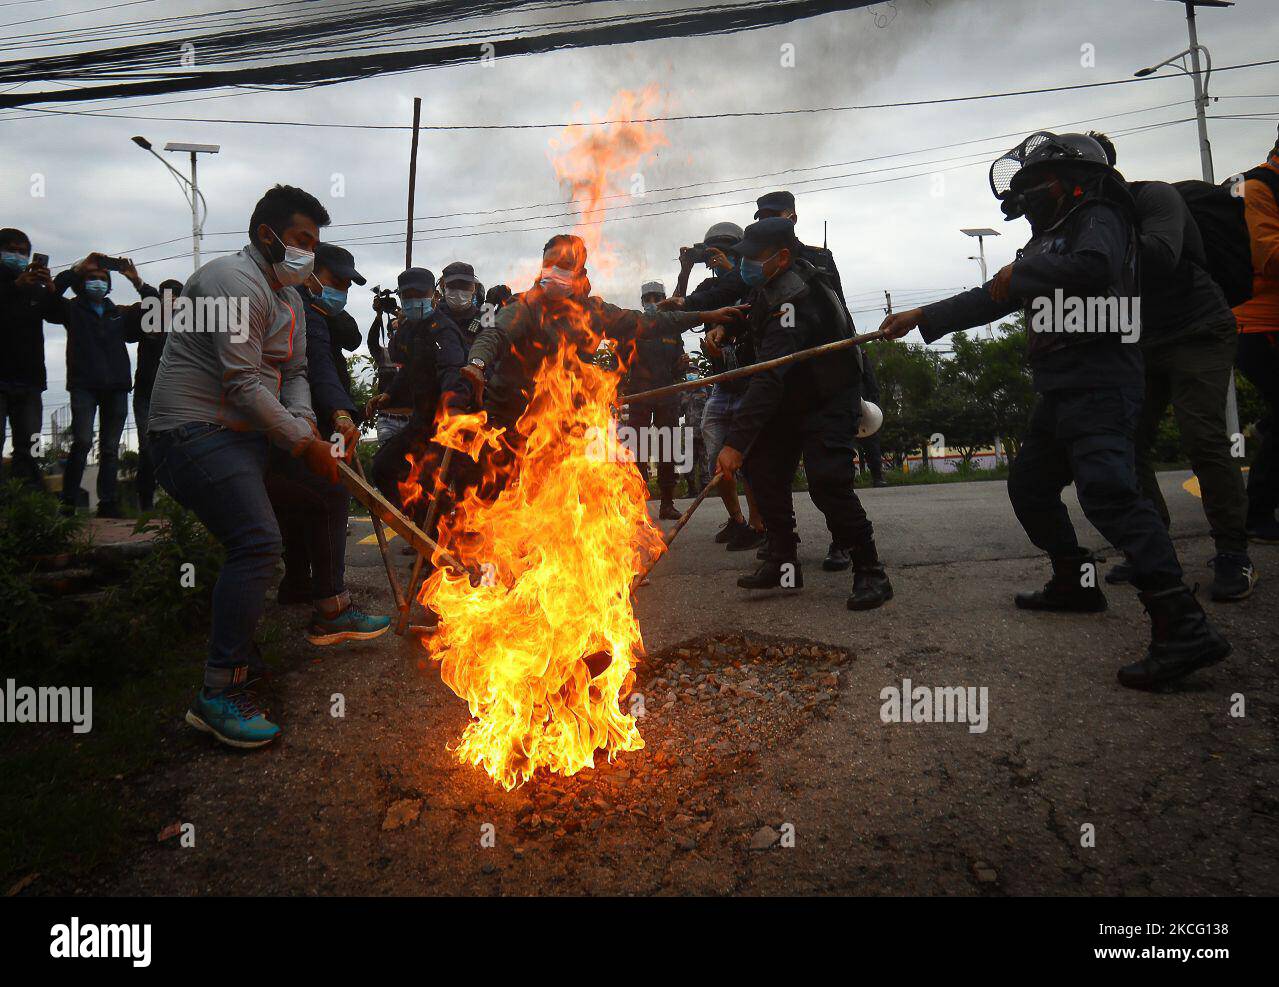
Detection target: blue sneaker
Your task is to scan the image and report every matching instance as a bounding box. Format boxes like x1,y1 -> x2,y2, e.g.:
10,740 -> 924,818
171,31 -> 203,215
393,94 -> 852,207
306,606 -> 392,646
185,689 -> 280,749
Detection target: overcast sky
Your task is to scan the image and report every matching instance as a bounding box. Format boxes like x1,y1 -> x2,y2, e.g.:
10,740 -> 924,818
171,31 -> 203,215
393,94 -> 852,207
2,0 -> 1276,451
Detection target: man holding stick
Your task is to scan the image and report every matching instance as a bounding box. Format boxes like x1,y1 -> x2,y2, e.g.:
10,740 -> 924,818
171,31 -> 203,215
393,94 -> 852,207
710,217 -> 892,610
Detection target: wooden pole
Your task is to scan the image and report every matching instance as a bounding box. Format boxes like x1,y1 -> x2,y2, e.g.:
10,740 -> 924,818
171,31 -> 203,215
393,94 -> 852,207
352,454 -> 406,613
405,97 -> 421,270
337,460 -> 474,580
624,328 -> 888,406
632,470 -> 723,591
395,446 -> 455,636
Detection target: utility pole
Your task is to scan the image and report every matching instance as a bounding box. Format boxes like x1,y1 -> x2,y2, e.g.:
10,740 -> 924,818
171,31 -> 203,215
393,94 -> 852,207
883,289 -> 892,316
405,97 -> 422,270
1137,1 -> 1237,436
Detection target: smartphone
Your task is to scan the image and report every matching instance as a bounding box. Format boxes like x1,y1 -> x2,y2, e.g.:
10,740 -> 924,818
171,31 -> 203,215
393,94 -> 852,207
32,252 -> 49,269
101,256 -> 129,272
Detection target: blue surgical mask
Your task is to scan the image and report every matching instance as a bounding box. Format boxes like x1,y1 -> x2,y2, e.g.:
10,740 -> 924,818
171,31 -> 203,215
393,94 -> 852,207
402,297 -> 433,320
82,279 -> 110,300
318,286 -> 347,315
685,373 -> 700,382
642,302 -> 658,315
737,252 -> 776,288
1,251 -> 29,272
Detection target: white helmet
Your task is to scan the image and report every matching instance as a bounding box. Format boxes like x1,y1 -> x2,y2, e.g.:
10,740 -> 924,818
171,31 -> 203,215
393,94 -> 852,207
857,399 -> 883,438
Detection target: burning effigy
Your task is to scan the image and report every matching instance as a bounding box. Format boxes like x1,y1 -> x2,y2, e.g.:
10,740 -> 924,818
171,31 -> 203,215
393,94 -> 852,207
417,88 -> 672,791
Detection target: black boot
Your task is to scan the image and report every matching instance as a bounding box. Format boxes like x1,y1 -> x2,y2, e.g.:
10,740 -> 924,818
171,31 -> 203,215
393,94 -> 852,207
823,542 -> 851,571
1117,585 -> 1231,689
658,489 -> 680,521
1014,550 -> 1107,612
737,532 -> 803,590
848,562 -> 893,610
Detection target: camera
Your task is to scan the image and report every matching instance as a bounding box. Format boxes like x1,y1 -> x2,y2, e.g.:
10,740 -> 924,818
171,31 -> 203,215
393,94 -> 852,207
684,242 -> 711,265
371,285 -> 400,315
101,255 -> 131,272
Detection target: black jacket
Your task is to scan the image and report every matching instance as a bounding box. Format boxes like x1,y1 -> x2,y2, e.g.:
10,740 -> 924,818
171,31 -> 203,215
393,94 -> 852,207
383,309 -> 469,428
0,269 -> 59,391
724,259 -> 859,452
920,196 -> 1143,393
49,270 -> 157,392
623,328 -> 685,407
298,289 -> 358,429
123,307 -> 169,399
686,270 -> 753,394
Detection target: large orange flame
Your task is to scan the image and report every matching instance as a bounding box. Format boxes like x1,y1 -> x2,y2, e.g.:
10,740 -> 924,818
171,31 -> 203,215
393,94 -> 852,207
419,87 -> 670,790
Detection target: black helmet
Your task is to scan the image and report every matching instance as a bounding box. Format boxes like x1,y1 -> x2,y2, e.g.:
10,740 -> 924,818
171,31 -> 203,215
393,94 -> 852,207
990,131 -> 1114,221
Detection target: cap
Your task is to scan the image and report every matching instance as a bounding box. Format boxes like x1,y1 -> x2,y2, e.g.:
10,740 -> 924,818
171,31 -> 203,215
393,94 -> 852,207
733,217 -> 800,257
315,242 -> 366,286
440,261 -> 476,286
397,267 -> 436,293
754,190 -> 796,219
640,280 -> 666,298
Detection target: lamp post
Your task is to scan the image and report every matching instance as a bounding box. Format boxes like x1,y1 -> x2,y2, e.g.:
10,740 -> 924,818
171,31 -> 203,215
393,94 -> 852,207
130,136 -> 219,273
961,227 -> 1000,339
1135,0 -> 1238,436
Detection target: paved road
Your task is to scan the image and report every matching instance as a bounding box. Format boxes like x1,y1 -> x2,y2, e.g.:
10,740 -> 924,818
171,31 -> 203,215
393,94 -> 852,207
102,471 -> 1277,896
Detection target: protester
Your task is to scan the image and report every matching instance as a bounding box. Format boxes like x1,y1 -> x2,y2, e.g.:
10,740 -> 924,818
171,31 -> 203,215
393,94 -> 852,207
1087,132 -> 1255,600
124,277 -> 182,510
271,242 -> 374,609
880,131 -> 1229,689
49,253 -> 158,517
622,279 -> 685,519
669,221 -> 767,551
439,261 -> 484,350
148,184 -> 388,749
710,218 -> 891,609
460,234 -> 744,504
1232,123 -> 1279,544
0,228 -> 57,489
369,267 -> 470,514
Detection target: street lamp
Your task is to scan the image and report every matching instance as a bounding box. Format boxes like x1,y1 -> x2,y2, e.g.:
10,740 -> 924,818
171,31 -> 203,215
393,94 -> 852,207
961,227 -> 1000,339
130,135 -> 219,273
1134,1 -> 1232,185
1134,0 -> 1238,435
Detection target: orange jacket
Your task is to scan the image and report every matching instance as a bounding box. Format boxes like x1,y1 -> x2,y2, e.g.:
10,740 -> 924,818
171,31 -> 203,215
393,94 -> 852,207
1233,155 -> 1279,332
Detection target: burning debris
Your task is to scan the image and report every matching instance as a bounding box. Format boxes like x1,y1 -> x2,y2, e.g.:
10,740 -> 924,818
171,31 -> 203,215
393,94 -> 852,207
415,88 -> 673,790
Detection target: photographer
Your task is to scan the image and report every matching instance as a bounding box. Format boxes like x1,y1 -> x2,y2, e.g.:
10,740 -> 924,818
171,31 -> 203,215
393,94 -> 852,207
439,261 -> 485,350
670,221 -> 767,552
0,229 -> 58,489
49,252 -> 159,517
368,268 -> 434,445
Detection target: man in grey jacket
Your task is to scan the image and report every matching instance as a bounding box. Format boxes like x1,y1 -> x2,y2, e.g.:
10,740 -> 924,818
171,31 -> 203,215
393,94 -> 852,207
147,185 -> 389,750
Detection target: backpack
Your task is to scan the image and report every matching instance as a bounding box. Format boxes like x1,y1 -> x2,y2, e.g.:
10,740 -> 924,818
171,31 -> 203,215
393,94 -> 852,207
1171,178 -> 1254,307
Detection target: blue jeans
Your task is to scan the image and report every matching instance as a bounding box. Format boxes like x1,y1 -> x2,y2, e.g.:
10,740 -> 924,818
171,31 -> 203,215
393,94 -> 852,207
150,423 -> 349,692
63,388 -> 127,507
701,385 -> 744,478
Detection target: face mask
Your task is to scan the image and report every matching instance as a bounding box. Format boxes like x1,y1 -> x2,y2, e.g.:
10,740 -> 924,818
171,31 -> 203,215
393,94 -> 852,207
402,297 -> 433,320
82,279 -> 109,300
539,265 -> 577,299
444,287 -> 473,311
266,229 -> 314,286
737,251 -> 777,288
685,373 -> 699,382
642,302 -> 658,314
318,286 -> 347,315
1,251 -> 29,272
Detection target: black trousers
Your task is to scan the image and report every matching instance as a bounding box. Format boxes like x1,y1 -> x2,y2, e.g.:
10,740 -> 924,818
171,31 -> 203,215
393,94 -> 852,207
856,432 -> 884,480
1008,386 -> 1183,591
1236,331 -> 1279,524
623,400 -> 679,498
743,393 -> 877,564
